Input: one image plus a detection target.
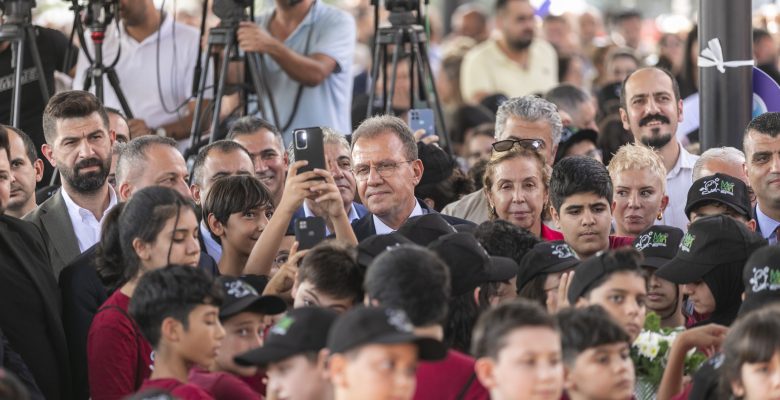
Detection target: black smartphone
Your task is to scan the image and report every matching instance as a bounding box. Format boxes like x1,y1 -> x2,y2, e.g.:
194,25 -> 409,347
293,127 -> 326,175
408,108 -> 435,138
294,217 -> 327,250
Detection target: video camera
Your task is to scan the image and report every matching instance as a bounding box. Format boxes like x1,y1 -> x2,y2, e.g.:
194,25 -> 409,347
0,0 -> 36,24
212,0 -> 252,28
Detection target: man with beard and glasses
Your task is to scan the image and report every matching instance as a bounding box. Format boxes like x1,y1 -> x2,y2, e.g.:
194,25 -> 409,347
26,90 -> 117,278
460,0 -> 558,104
619,67 -> 698,230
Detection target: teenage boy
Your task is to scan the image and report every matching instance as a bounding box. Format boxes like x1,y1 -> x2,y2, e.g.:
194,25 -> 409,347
685,172 -> 756,230
292,241 -> 364,313
203,175 -> 276,276
557,306 -> 636,400
235,307 -> 339,400
567,248 -> 647,342
189,276 -> 287,398
128,266 -> 225,399
632,225 -> 685,328
549,156 -> 633,260
326,306 -> 447,400
471,299 -> 564,400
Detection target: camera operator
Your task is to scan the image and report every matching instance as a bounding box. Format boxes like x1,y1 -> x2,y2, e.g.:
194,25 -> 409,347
73,0 -> 205,145
0,23 -> 76,187
235,0 -> 356,141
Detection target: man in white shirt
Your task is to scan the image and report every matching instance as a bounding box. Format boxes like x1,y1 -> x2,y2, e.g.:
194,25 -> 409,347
619,67 -> 698,230
25,91 -> 117,277
73,0 -> 203,143
743,112 -> 780,244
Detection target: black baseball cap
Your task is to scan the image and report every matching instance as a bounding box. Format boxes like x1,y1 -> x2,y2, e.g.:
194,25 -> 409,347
685,173 -> 751,220
740,246 -> 780,316
516,241 -> 579,292
655,215 -> 767,284
428,232 -> 518,296
234,307 -> 338,367
632,225 -> 684,269
218,277 -> 287,320
567,251 -> 633,304
357,233 -> 413,268
326,307 -> 447,361
397,213 -> 457,246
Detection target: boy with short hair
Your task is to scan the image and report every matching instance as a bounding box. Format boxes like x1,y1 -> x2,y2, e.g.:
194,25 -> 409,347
235,307 -> 339,400
471,299 -> 564,400
204,175 -> 276,277
326,307 -> 447,400
129,265 -> 225,399
549,156 -> 633,259
567,248 -> 647,342
557,306 -> 636,400
189,276 -> 287,398
685,172 -> 756,230
291,241 -> 364,313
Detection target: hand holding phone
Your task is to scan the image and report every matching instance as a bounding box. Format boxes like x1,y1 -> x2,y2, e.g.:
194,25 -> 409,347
408,109 -> 435,139
293,127 -> 326,175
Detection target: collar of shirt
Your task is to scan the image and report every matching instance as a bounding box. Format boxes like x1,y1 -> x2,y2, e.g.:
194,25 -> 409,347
303,201 -> 359,222
200,220 -> 222,262
118,12 -> 175,47
260,1 -> 319,43
756,204 -> 780,240
667,141 -> 698,179
373,200 -> 423,235
60,184 -> 117,224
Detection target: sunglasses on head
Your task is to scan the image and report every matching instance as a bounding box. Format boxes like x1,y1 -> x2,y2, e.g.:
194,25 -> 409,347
491,138 -> 546,152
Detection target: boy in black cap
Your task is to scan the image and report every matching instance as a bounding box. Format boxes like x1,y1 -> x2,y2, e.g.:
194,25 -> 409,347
516,241 -> 579,313
685,173 -> 756,231
633,225 -> 685,328
655,215 -> 766,327
567,248 -> 647,342
291,241 -> 364,313
129,266 -> 224,399
234,307 -> 339,400
326,307 -> 447,400
397,213 -> 457,246
189,277 -> 287,398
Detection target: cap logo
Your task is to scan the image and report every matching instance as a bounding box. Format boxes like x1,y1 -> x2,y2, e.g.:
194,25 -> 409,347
699,177 -> 734,196
551,243 -> 574,259
225,280 -> 258,298
385,309 -> 413,333
680,233 -> 696,252
635,232 -> 669,251
749,266 -> 780,293
270,315 -> 295,336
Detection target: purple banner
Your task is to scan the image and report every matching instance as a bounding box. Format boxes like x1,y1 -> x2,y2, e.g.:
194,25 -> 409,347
753,66 -> 780,115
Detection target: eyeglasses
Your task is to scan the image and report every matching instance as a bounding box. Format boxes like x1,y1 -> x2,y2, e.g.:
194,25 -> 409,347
353,160 -> 413,181
492,138 -> 546,153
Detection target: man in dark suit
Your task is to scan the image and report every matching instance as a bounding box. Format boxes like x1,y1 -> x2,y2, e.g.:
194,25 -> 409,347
25,91 -> 117,277
0,127 -> 72,399
350,115 -> 470,241
744,112 -> 780,244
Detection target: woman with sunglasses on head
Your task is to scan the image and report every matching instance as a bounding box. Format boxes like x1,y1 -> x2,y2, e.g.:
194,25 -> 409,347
483,145 -> 563,241
87,187 -> 201,400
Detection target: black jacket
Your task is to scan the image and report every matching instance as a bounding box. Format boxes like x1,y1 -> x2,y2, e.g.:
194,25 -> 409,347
350,199 -> 473,241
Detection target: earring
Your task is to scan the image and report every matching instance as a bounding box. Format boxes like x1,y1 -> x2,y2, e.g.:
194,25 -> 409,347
657,212 -> 663,221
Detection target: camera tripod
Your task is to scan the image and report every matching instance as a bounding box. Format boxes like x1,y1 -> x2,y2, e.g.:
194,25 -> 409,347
188,24 -> 279,155
365,7 -> 450,152
0,1 -> 48,127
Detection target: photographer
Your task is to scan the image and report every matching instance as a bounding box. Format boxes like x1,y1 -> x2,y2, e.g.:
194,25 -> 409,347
236,0 -> 356,141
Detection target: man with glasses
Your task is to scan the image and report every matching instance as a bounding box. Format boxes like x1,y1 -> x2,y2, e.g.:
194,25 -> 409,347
443,95 -> 563,224
350,115 -> 469,241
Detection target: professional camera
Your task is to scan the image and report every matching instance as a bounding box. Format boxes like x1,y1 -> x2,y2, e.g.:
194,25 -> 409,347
0,0 -> 36,24
212,0 -> 252,28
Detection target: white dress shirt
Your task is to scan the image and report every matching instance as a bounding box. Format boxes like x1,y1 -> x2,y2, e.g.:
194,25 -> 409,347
374,200 -> 423,235
658,142 -> 699,231
60,185 -> 118,253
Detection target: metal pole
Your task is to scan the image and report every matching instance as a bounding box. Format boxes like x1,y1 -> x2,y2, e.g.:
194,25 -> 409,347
699,0 -> 753,151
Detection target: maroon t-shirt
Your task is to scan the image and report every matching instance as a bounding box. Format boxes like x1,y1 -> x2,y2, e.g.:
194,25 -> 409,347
88,290 -> 154,400
413,350 -> 489,400
609,235 -> 635,249
138,378 -> 214,399
189,367 -> 263,400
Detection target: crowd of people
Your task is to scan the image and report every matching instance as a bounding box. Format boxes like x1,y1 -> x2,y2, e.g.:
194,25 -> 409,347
2,0 -> 780,399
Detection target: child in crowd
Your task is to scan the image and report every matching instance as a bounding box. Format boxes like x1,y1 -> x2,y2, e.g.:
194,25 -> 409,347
326,307 -> 447,400
685,173 -> 755,229
203,175 -> 276,277
632,225 -> 686,328
549,156 -> 634,260
558,306 -> 636,400
235,307 -> 339,400
189,276 -> 287,398
129,265 -> 224,399
516,240 -> 579,313
291,241 -> 364,313
567,247 -> 647,341
472,299 -> 564,400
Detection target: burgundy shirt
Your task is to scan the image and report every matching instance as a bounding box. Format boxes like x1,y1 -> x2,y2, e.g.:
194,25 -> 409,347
413,350 -> 489,400
189,367 -> 263,400
138,378 -> 214,399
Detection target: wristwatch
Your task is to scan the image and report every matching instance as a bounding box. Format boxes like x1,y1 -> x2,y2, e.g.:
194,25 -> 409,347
155,127 -> 167,137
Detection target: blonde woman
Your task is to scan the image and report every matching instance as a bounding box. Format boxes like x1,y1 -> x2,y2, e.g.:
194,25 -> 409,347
607,143 -> 669,237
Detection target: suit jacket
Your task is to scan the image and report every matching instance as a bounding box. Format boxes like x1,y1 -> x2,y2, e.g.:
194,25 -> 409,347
24,189 -> 80,279
0,215 -> 72,400
351,199 -> 473,242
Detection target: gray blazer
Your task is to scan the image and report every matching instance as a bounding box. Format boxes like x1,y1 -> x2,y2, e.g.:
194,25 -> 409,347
24,189 -> 80,279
